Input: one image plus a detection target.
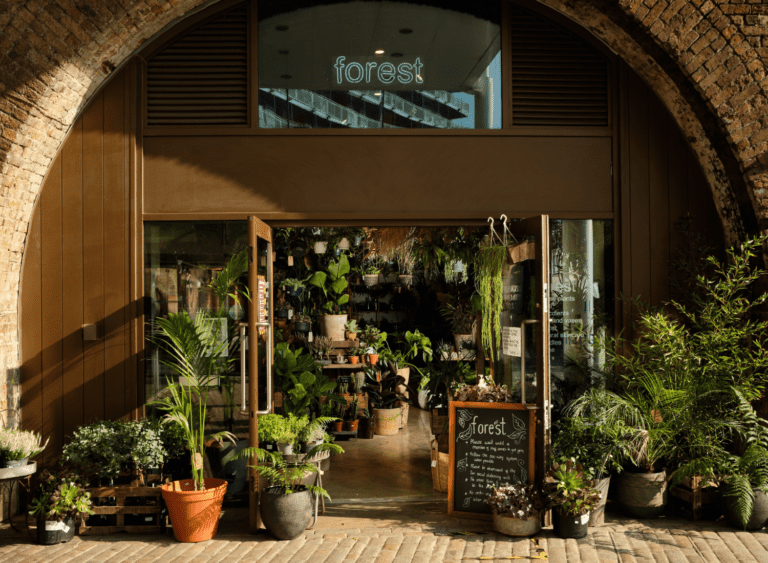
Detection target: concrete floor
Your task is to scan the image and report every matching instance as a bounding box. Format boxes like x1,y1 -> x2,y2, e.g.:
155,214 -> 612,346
323,406 -> 447,503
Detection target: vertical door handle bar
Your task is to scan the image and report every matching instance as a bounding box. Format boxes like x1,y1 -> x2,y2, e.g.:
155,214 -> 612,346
520,319 -> 540,410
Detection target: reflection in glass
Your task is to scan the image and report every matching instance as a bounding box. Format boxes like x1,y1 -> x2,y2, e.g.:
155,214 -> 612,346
549,220 -> 614,417
258,0 -> 501,129
144,221 -> 248,415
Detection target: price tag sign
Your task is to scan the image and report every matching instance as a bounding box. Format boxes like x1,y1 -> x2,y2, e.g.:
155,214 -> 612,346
502,327 -> 521,357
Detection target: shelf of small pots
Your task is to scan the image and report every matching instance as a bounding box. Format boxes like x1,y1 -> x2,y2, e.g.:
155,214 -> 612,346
487,484 -> 547,537
30,470 -> 94,545
545,461 -> 601,539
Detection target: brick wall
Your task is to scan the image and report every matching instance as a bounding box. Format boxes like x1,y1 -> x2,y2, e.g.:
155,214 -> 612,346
0,0 -> 766,515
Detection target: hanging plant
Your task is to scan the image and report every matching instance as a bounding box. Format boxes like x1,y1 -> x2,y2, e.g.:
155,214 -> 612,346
475,244 -> 507,362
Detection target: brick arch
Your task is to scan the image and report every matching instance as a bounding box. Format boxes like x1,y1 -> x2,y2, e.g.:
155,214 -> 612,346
0,0 -> 766,419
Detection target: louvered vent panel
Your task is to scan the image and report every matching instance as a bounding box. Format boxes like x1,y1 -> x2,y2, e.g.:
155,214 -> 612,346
147,4 -> 248,126
511,5 -> 609,127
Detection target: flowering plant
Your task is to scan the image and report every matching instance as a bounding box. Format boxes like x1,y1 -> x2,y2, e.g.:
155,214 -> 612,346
487,484 -> 547,519
0,429 -> 48,461
29,470 -> 94,522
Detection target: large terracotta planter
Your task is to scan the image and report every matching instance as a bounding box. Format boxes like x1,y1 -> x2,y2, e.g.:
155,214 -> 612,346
617,470 -> 668,519
319,314 -> 347,341
161,478 -> 227,542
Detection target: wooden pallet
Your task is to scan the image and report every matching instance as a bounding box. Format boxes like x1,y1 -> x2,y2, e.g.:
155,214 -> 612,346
78,485 -> 164,535
669,476 -> 719,521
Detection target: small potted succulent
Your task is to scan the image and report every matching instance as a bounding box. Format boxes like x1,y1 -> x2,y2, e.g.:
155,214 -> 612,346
545,460 -> 601,539
344,319 -> 358,341
0,428 -> 48,468
30,470 -> 94,545
486,483 -> 547,537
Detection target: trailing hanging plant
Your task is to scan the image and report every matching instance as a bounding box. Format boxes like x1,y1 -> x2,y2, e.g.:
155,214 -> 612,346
475,244 -> 507,361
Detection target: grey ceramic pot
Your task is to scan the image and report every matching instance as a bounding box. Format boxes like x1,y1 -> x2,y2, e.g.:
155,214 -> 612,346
589,476 -> 611,526
722,487 -> 768,531
492,513 -> 541,537
260,487 -> 313,540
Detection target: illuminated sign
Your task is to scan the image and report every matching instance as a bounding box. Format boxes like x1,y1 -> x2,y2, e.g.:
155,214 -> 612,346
334,56 -> 424,87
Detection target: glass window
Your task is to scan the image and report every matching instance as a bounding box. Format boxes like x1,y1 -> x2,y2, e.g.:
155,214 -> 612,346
144,221 -> 248,411
258,0 -> 501,129
549,220 -> 614,417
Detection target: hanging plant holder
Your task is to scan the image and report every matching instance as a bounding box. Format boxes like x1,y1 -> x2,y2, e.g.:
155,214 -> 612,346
314,241 -> 328,254
338,237 -> 350,250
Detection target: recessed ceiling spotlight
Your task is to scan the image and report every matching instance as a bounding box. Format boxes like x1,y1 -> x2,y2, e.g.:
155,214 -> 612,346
278,49 -> 289,55
399,28 -> 413,34
276,25 -> 289,31
374,49 -> 385,55
281,74 -> 292,79
374,91 -> 382,96
391,52 -> 404,57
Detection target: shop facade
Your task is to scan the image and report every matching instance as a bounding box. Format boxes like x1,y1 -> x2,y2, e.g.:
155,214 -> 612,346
9,0 -> 747,493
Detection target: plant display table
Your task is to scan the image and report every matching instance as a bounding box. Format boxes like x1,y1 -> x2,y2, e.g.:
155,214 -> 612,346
0,461 -> 36,534
279,450 -> 330,528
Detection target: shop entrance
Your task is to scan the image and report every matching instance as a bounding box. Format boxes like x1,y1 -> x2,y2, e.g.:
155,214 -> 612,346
240,216 -> 551,531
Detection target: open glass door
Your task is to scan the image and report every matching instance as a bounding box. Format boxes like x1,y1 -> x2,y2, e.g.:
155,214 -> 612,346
245,216 -> 274,532
489,215 -> 550,486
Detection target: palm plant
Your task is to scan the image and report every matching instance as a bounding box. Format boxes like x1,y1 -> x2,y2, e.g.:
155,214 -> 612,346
148,310 -> 236,490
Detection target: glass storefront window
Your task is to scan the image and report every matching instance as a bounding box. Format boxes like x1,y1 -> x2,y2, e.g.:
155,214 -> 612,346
549,220 -> 614,416
258,0 -> 501,129
144,221 -> 248,411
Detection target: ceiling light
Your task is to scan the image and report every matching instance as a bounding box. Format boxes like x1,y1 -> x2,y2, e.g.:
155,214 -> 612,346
276,25 -> 289,31
374,49 -> 385,55
374,92 -> 381,96
399,28 -> 413,34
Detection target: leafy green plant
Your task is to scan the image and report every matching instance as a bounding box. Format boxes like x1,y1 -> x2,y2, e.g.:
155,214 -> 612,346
274,343 -> 344,416
552,416 -> 630,479
258,414 -> 285,443
721,443 -> 768,529
344,319 -> 358,333
308,254 -> 351,314
30,470 -> 94,523
379,330 -> 433,377
148,310 -> 237,491
474,244 -> 507,361
545,460 -> 601,516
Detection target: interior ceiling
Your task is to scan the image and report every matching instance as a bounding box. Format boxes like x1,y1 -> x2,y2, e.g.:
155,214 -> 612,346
258,0 -> 500,91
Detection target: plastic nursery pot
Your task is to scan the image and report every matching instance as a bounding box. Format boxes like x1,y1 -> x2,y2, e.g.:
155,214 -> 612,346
161,478 -> 227,543
37,516 -> 75,545
552,508 -> 589,539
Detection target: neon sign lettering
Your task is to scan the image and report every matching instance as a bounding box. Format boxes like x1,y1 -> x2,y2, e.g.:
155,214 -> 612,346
334,56 -> 424,86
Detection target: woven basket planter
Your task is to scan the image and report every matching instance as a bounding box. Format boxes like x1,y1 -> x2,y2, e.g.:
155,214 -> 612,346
373,408 -> 401,435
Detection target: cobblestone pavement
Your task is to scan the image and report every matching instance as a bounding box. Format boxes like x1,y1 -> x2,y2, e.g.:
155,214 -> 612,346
2,501 -> 768,562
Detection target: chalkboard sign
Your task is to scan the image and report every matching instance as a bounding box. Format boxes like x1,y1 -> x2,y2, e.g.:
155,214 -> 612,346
448,402 -> 536,519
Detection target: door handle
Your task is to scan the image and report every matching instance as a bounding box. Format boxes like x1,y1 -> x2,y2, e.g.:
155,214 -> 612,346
520,319 -> 539,410
240,322 -> 273,414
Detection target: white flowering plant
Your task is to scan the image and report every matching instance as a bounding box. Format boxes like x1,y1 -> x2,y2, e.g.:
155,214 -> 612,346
486,484 -> 547,519
0,429 -> 49,462
61,419 -> 168,481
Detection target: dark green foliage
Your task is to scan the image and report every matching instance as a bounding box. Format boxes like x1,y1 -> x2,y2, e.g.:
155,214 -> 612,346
552,416 -> 631,479
274,342 -> 344,417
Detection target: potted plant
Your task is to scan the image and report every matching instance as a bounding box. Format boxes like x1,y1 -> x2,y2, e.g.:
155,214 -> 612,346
363,365 -> 410,435
30,470 -> 94,545
344,319 -> 358,341
0,428 -> 48,468
233,441 -> 343,540
552,415 -> 629,525
344,398 -> 359,431
148,310 -> 237,542
314,336 -> 335,365
308,254 -> 350,341
719,443 -> 768,530
361,326 -> 386,364
280,278 -> 306,298
440,295 -> 477,355
358,408 -> 375,439
378,329 -> 433,399
258,414 -> 284,453
293,311 -> 312,333
362,264 -> 380,287
274,342 -> 344,417
347,346 -> 361,365
545,461 -> 601,539
486,484 -> 547,537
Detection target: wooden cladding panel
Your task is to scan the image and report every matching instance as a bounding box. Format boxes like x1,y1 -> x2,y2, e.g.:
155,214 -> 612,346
510,4 -> 609,127
146,3 -> 248,126
620,64 -> 725,338
20,67 -> 134,465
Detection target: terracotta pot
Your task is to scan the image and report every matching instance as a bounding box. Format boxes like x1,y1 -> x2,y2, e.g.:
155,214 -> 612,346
346,331 -> 357,340
333,421 -> 344,432
367,354 -> 379,364
161,478 -> 227,542
348,356 -> 360,364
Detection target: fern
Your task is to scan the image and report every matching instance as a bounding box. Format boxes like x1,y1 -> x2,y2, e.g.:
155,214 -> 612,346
723,474 -> 754,530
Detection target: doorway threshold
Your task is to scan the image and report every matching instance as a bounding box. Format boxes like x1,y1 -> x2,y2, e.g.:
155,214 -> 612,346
330,496 -> 446,504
